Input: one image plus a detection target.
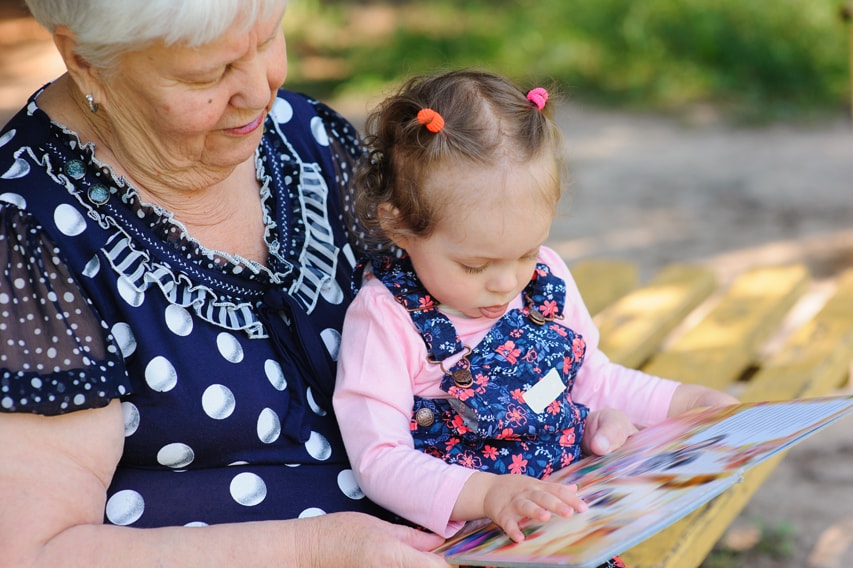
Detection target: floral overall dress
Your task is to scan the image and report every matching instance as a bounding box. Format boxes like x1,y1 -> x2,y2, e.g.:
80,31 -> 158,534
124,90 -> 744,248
374,255 -> 588,477
373,255 -> 627,568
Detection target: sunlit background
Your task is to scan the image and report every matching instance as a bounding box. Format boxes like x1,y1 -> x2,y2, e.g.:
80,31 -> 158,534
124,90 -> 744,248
283,0 -> 851,123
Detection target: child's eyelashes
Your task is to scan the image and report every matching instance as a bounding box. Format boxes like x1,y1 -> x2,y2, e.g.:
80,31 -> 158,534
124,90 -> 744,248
461,264 -> 488,274
460,251 -> 540,274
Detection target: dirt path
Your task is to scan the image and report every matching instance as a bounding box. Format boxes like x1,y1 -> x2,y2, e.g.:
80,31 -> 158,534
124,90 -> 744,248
3,11 -> 852,568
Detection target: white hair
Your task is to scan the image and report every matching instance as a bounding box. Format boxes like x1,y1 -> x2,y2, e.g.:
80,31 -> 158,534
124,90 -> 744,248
25,0 -> 288,69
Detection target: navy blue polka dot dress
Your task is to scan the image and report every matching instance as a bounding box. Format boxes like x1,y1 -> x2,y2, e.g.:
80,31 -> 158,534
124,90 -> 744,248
0,87 -> 388,527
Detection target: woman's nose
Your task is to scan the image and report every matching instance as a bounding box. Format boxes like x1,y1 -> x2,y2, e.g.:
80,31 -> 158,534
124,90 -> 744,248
233,50 -> 286,110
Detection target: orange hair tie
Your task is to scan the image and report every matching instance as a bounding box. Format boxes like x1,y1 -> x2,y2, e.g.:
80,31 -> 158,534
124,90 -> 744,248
417,108 -> 445,133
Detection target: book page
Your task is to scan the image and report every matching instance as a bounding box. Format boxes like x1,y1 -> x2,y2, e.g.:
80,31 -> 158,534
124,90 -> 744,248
436,395 -> 853,568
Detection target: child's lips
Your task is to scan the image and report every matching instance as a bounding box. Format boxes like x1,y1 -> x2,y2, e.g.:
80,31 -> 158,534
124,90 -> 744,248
479,304 -> 509,319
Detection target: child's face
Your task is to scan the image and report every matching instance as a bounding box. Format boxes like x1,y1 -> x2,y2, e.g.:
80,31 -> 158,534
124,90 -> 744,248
393,154 -> 558,319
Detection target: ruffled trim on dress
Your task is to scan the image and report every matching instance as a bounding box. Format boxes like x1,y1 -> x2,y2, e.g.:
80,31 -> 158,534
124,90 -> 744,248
25,127 -> 277,338
64,110 -> 340,334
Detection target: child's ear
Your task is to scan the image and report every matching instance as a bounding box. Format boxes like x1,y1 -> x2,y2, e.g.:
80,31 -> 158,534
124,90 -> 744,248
377,203 -> 410,249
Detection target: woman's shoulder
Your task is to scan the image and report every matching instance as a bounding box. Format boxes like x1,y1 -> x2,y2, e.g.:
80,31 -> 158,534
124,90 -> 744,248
266,89 -> 361,160
1,93 -> 51,165
268,89 -> 355,134
0,103 -> 77,220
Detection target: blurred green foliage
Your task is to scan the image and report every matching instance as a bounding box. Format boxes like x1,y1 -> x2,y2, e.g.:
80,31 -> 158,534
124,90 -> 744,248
283,0 -> 851,122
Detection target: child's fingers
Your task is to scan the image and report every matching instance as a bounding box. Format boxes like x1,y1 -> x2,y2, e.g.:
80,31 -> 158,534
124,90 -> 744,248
515,496 -> 553,522
528,487 -> 587,518
484,476 -> 590,542
499,490 -> 585,542
524,480 -> 587,513
552,483 -> 589,513
498,516 -> 526,543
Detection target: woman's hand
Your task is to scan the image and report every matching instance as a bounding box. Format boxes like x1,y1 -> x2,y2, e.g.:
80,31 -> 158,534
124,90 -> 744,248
299,512 -> 449,567
455,471 -> 587,543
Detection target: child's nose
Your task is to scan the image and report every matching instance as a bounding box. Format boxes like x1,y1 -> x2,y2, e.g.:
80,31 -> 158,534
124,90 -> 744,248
487,270 -> 517,295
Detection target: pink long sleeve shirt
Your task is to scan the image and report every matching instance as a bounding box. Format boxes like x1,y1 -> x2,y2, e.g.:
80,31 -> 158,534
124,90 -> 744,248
333,246 -> 679,536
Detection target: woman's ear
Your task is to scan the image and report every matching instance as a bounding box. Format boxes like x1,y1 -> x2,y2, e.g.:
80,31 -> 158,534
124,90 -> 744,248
377,203 -> 410,249
53,25 -> 104,103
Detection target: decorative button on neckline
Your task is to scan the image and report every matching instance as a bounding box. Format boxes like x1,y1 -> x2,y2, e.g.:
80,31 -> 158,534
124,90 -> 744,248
87,183 -> 110,205
64,159 -> 86,180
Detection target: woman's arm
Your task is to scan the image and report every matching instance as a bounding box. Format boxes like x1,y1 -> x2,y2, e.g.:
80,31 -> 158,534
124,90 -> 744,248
0,400 -> 447,567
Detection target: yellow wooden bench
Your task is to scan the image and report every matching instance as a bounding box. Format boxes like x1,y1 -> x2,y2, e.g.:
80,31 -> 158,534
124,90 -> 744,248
571,258 -> 853,568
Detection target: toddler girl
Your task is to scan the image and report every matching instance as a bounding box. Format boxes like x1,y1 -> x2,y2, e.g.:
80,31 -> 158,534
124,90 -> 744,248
333,69 -> 736,554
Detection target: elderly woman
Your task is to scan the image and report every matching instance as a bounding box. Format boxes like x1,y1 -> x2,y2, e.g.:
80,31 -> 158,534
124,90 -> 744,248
0,0 -> 454,565
0,1 -> 724,565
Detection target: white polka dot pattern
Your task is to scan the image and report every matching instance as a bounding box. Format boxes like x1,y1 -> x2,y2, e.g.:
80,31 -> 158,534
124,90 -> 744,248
105,490 -> 145,526
0,89 -> 383,527
230,472 -> 267,506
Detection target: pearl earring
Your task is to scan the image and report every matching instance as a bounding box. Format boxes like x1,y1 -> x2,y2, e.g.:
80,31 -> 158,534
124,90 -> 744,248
85,93 -> 99,113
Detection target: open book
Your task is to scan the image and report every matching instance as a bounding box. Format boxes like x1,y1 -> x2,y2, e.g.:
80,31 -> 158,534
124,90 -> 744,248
433,395 -> 853,568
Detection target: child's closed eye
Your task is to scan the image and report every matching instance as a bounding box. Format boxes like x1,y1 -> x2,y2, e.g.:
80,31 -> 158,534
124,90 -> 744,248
461,263 -> 488,274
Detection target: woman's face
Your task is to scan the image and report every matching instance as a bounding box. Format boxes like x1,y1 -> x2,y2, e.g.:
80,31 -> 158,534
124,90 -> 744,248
95,11 -> 287,182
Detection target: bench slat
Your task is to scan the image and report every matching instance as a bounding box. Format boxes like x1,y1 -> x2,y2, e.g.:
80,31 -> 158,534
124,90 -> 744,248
742,267 -> 853,402
571,258 -> 640,317
595,264 -> 716,369
641,264 -> 811,390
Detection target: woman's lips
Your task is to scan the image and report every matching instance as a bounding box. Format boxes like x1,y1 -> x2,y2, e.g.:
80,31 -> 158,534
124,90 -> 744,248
226,113 -> 264,136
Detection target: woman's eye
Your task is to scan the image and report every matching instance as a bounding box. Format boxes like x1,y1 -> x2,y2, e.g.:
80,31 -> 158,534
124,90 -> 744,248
189,67 -> 228,86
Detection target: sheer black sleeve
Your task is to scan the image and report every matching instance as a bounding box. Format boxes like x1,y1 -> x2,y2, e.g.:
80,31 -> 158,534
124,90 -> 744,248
0,202 -> 131,415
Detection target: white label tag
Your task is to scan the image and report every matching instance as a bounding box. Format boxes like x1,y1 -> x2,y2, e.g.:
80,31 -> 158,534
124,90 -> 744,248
522,368 -> 566,415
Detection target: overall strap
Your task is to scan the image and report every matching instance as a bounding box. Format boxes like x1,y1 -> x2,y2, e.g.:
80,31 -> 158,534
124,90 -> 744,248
525,263 -> 567,323
371,256 -> 568,362
371,254 -> 465,361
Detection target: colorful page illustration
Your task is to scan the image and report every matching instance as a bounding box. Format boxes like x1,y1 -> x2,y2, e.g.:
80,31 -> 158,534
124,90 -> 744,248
435,395 -> 853,568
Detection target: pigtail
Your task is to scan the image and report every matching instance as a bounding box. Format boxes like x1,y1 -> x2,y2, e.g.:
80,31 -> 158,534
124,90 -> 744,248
416,108 -> 445,133
526,87 -> 549,110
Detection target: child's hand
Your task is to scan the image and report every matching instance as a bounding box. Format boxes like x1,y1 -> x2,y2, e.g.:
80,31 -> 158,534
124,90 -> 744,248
458,471 -> 588,543
667,384 -> 739,418
582,408 -> 638,456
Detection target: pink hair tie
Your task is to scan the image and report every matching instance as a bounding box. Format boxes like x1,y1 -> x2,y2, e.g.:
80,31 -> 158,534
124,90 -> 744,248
526,87 -> 549,110
417,108 -> 445,133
